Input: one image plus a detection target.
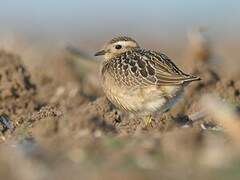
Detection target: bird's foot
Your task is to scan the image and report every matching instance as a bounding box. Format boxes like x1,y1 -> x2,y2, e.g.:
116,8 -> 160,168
144,114 -> 153,127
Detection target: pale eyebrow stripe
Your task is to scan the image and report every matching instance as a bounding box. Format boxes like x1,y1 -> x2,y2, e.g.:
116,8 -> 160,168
113,41 -> 137,47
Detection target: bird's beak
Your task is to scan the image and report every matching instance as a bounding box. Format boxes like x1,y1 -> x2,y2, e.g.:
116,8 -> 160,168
94,49 -> 106,56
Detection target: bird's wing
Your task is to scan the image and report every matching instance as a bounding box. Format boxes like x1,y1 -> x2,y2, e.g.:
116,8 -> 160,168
122,49 -> 200,86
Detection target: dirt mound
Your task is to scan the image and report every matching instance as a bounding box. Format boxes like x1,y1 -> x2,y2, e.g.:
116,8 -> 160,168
0,50 -> 36,130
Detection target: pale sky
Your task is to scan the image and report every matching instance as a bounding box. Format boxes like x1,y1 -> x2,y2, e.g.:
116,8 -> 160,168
0,0 -> 239,49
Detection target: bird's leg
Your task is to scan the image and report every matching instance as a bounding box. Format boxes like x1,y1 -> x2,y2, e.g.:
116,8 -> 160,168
144,114 -> 152,127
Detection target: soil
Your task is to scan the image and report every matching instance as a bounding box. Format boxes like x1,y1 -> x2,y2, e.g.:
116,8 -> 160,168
0,48 -> 239,180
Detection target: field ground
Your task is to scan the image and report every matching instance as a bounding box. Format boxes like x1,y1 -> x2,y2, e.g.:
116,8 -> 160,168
0,36 -> 239,180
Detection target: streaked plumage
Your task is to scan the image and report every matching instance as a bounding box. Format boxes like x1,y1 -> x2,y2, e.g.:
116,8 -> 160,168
95,36 -> 200,121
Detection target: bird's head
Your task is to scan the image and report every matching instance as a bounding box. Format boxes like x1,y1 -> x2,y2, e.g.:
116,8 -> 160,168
94,36 -> 140,60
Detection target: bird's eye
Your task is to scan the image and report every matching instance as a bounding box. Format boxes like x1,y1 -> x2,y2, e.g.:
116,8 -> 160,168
115,45 -> 122,49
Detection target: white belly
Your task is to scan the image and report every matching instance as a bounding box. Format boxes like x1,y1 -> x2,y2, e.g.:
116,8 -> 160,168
103,77 -> 183,115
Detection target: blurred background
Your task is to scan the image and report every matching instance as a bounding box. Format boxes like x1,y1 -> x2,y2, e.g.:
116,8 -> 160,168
0,0 -> 239,58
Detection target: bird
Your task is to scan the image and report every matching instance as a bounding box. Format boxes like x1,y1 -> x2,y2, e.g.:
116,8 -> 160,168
95,36 -> 200,126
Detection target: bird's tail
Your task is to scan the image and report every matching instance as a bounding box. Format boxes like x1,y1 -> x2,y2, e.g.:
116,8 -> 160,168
183,75 -> 201,85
